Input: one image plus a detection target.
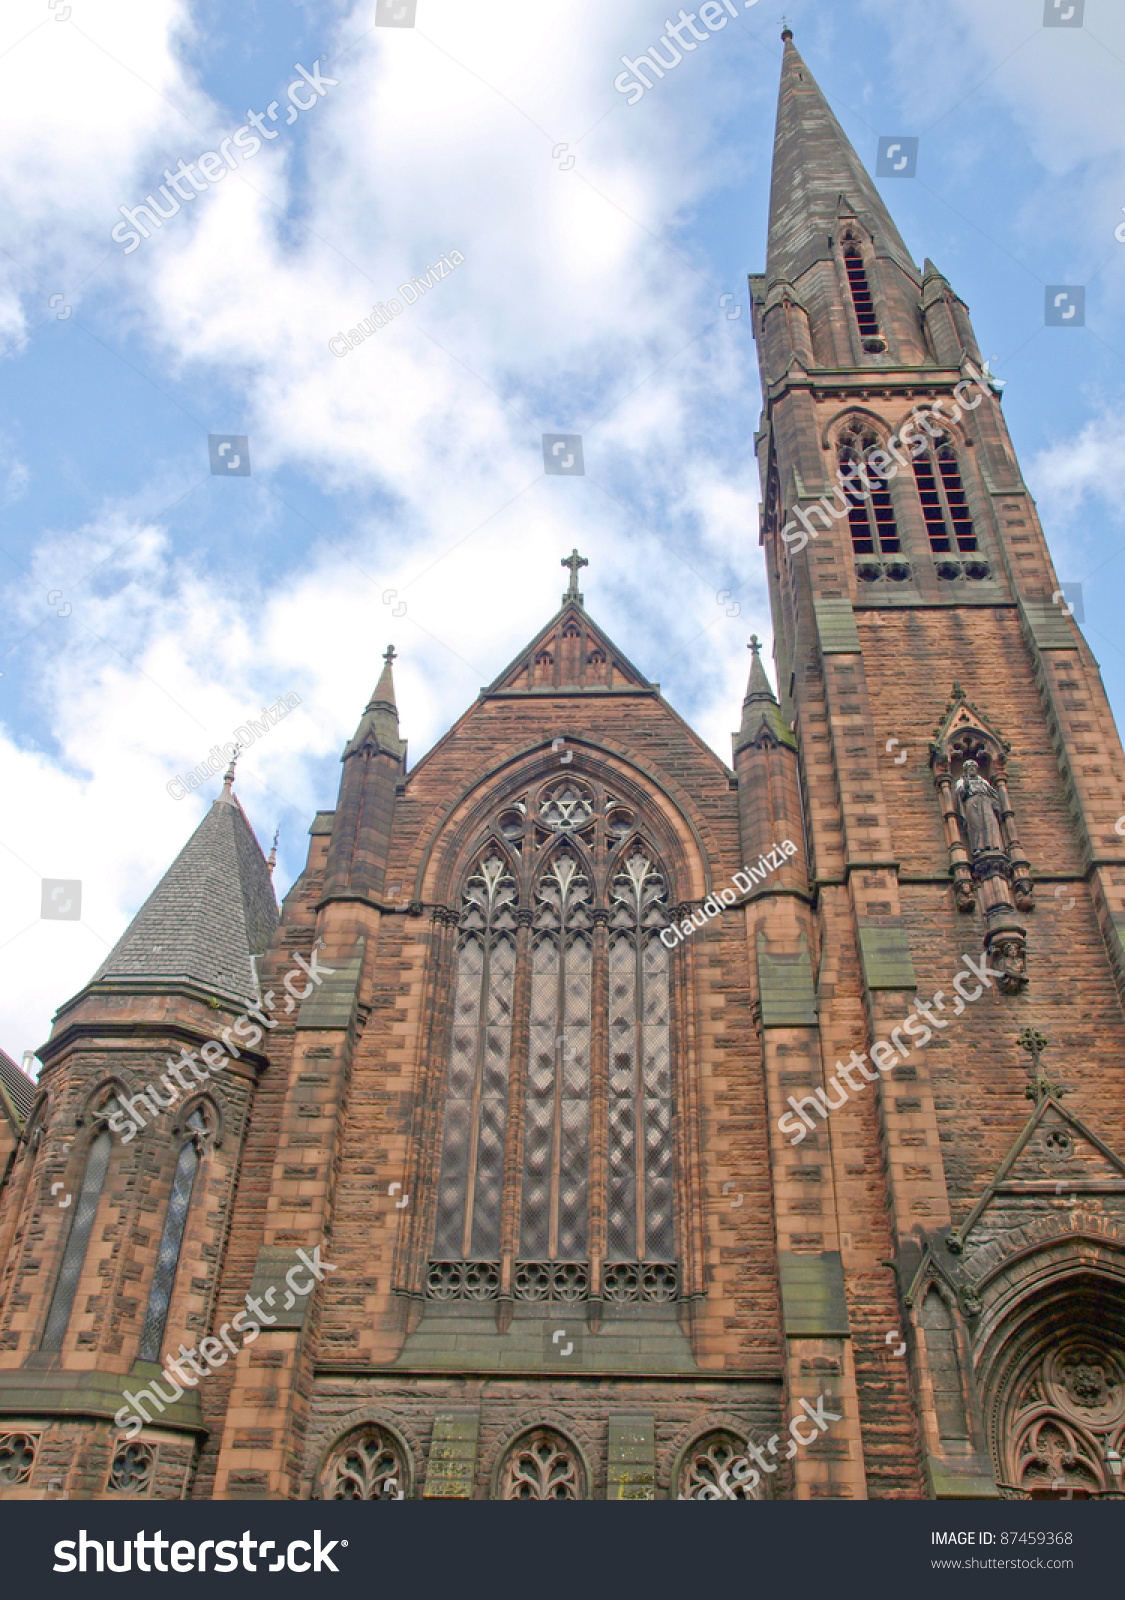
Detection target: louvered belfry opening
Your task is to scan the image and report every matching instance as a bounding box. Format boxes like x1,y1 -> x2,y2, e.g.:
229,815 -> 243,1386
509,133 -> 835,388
427,777 -> 678,1306
913,432 -> 977,553
838,423 -> 900,556
843,242 -> 879,338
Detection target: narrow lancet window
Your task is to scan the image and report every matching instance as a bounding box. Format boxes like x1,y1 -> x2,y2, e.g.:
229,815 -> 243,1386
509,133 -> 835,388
137,1110 -> 204,1363
40,1129 -> 112,1352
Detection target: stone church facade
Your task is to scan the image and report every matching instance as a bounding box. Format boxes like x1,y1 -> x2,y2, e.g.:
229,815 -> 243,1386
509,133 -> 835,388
2,31 -> 1125,1501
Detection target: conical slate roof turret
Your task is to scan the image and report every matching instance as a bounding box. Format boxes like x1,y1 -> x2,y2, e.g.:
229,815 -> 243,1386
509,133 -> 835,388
90,770 -> 278,1005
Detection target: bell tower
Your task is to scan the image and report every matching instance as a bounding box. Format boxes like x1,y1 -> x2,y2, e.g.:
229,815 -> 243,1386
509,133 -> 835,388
747,29 -> 1125,1498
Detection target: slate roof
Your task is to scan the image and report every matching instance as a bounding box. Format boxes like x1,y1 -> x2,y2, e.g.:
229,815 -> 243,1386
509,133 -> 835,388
90,785 -> 278,1005
766,34 -> 917,286
0,1047 -> 35,1130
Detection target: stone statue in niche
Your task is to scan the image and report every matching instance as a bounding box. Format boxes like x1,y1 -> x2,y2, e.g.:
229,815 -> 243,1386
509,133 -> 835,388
955,760 -> 1005,857
930,687 -> 1033,995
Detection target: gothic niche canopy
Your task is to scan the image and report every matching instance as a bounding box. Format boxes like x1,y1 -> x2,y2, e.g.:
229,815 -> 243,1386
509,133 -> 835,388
930,684 -> 1033,994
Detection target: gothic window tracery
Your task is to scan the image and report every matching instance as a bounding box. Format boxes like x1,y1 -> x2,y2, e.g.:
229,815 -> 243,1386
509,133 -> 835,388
913,432 -> 977,556
323,1426 -> 409,1500
607,850 -> 673,1268
996,1337 -> 1125,1499
108,1442 -> 155,1495
521,851 -> 591,1264
427,781 -> 679,1302
837,424 -> 899,556
433,853 -> 518,1264
497,1428 -> 584,1499
0,1432 -> 37,1486
678,1431 -> 761,1500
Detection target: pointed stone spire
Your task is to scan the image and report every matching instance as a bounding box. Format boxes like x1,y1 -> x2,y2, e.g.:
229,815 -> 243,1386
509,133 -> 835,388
267,826 -> 279,877
735,636 -> 796,755
766,31 -> 916,285
343,644 -> 406,760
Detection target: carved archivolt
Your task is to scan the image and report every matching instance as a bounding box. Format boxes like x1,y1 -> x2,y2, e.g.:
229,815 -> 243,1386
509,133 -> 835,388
997,1339 -> 1125,1497
980,1265 -> 1125,1499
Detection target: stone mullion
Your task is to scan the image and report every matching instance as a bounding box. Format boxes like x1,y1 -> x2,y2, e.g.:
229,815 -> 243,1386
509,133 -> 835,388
498,911 -> 534,1301
587,911 -> 609,1302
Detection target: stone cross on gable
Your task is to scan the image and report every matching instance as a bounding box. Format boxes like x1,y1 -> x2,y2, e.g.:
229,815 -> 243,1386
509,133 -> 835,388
1016,1028 -> 1070,1103
561,548 -> 588,603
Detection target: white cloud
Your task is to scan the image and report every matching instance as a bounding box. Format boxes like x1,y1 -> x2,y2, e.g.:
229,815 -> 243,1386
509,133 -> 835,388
1,0 -> 789,1053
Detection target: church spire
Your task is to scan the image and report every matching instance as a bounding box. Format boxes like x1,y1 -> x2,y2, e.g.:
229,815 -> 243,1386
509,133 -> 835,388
735,636 -> 796,755
766,30 -> 916,286
343,643 -> 406,760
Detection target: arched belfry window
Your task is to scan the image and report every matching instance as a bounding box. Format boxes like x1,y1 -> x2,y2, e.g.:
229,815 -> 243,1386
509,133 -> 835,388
427,781 -> 680,1305
838,423 -> 899,556
913,431 -> 976,553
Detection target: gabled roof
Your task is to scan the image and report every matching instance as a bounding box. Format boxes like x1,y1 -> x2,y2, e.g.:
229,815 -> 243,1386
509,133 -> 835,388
89,778 -> 278,1006
485,600 -> 652,696
765,33 -> 917,286
0,1047 -> 35,1131
952,1094 -> 1125,1252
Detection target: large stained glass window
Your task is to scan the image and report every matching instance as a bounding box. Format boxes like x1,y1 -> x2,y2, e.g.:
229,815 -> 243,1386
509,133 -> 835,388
427,779 -> 678,1305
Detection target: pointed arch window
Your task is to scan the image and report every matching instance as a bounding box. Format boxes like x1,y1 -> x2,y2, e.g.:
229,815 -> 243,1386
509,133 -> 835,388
607,851 -> 673,1266
426,785 -> 679,1303
433,854 -> 518,1263
838,425 -> 899,555
138,1109 -> 205,1363
521,851 -> 591,1263
40,1128 -> 112,1352
913,432 -> 976,552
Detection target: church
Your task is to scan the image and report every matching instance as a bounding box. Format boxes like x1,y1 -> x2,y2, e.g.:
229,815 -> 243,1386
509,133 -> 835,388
2,29 -> 1125,1501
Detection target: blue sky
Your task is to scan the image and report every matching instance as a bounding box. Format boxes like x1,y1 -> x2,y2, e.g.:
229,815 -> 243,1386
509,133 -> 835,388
3,0 -> 1125,1056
